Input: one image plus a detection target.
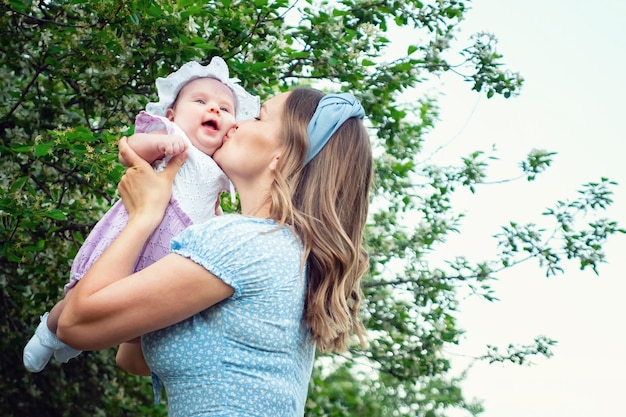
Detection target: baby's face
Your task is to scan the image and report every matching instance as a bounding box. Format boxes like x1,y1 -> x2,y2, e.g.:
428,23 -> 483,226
167,77 -> 237,156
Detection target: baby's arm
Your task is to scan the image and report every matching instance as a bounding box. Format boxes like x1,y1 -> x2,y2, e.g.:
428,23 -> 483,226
119,130 -> 188,166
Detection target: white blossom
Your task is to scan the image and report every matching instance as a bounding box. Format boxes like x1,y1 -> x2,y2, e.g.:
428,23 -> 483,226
187,16 -> 200,34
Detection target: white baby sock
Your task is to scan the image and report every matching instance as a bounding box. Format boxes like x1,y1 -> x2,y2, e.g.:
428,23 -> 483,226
23,312 -> 81,372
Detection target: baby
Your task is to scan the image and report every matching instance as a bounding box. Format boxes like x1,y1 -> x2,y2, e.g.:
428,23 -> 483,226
23,57 -> 259,372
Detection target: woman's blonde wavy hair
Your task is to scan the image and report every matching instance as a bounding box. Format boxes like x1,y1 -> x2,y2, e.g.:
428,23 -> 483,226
268,88 -> 373,353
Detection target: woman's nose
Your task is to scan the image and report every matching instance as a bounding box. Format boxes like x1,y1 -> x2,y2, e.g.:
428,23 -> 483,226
226,125 -> 238,137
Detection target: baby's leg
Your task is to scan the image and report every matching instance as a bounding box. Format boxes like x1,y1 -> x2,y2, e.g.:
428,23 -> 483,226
23,296 -> 81,372
45,297 -> 65,333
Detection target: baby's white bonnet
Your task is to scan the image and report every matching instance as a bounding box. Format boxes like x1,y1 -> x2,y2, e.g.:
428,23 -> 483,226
145,57 -> 260,121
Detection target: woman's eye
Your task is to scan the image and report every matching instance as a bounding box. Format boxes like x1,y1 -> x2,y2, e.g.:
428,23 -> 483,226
254,116 -> 261,121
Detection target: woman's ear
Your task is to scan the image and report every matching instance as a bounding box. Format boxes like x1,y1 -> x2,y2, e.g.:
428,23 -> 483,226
165,108 -> 175,121
268,153 -> 281,172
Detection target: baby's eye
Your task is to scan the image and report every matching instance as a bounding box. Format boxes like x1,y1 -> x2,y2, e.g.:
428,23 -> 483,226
220,106 -> 233,113
195,99 -> 206,105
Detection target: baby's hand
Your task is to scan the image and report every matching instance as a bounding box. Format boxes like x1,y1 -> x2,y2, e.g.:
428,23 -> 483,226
157,135 -> 188,157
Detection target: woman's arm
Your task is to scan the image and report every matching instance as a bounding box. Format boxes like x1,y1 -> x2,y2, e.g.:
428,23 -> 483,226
57,138 -> 233,350
58,253 -> 234,350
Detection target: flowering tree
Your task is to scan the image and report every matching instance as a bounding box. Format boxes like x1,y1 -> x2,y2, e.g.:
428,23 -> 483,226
1,1 -> 621,416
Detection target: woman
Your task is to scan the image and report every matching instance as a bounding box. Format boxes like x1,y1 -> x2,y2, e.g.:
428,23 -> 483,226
57,88 -> 373,416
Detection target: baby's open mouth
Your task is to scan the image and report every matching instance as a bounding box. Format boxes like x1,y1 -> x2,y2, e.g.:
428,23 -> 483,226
203,120 -> 218,130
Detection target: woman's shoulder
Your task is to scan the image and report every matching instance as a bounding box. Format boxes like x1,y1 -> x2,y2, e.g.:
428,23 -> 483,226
178,215 -> 284,241
202,213 -> 276,228
170,215 -> 302,285
175,215 -> 299,251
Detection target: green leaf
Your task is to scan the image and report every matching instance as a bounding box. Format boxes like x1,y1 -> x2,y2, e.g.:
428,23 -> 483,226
10,144 -> 32,153
34,142 -> 53,157
44,209 -> 67,220
9,176 -> 29,192
287,51 -> 310,59
177,0 -> 197,8
8,0 -> 28,12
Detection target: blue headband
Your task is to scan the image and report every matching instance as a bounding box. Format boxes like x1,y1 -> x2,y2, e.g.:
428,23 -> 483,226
305,93 -> 365,164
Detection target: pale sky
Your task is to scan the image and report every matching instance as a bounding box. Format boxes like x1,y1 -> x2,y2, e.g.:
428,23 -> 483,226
413,1 -> 626,416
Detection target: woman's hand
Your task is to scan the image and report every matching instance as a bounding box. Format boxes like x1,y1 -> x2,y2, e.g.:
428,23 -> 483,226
117,137 -> 187,230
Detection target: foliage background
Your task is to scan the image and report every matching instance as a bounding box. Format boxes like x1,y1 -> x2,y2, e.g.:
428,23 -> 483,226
1,1 -> 622,416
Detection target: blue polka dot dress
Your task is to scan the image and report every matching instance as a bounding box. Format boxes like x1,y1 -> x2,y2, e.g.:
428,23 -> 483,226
142,215 -> 315,417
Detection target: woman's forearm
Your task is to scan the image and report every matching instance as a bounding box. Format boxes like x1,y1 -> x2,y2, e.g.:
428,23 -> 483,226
57,219 -> 157,347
